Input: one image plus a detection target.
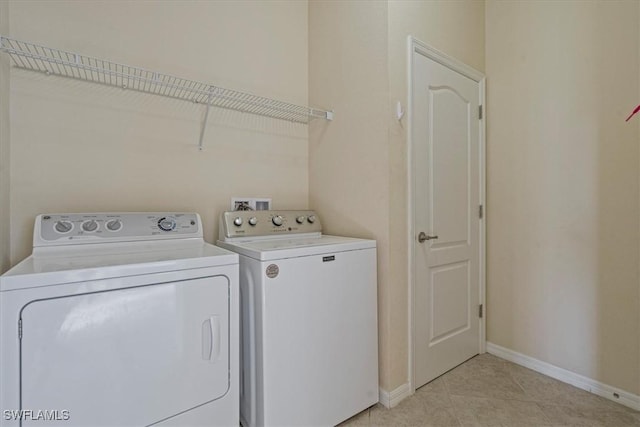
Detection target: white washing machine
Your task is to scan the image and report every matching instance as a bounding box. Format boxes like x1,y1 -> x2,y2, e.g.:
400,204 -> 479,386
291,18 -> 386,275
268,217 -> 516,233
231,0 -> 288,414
217,210 -> 378,427
0,212 -> 239,427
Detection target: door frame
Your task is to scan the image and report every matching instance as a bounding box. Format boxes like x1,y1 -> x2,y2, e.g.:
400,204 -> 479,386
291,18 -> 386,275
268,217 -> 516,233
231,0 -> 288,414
407,36 -> 486,393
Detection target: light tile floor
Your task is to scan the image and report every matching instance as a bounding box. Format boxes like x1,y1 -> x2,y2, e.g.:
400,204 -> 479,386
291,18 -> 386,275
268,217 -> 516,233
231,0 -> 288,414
339,354 -> 640,426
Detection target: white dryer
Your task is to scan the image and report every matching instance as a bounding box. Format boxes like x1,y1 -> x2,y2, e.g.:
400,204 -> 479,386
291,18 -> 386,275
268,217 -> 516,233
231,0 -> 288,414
217,210 -> 378,427
0,213 -> 239,427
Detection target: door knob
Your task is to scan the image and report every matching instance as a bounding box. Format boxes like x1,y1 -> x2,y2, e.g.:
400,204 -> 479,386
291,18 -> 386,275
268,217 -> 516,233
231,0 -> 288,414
418,232 -> 438,243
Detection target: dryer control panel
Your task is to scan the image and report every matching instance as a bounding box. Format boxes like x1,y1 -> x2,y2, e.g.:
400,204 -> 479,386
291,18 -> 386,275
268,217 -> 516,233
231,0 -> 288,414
35,212 -> 202,246
221,210 -> 322,239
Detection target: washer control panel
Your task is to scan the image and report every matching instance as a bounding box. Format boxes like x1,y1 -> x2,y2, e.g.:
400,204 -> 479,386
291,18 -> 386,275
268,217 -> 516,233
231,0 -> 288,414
36,212 -> 201,245
221,210 -> 321,238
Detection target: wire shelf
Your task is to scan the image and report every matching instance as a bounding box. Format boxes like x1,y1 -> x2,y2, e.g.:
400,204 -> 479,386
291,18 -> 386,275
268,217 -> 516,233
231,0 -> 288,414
0,35 -> 333,148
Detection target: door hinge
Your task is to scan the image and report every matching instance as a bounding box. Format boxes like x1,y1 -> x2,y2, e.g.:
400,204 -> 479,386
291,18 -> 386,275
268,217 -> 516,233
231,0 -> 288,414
479,105 -> 483,120
18,319 -> 22,340
479,304 -> 483,318
479,204 -> 483,219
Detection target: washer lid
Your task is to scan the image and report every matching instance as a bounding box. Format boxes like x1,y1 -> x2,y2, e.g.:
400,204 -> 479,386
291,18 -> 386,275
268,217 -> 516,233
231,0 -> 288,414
216,235 -> 376,261
1,240 -> 238,291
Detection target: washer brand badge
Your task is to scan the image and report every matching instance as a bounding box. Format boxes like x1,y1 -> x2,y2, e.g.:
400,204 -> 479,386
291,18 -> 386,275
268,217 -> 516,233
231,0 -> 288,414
323,255 -> 335,262
266,264 -> 279,279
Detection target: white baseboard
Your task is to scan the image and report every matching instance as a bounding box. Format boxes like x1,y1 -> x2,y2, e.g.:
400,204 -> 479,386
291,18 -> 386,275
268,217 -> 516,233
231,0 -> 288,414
486,342 -> 640,411
378,382 -> 412,408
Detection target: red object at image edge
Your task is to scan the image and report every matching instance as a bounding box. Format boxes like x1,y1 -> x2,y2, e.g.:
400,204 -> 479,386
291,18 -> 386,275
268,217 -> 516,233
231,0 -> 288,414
625,104 -> 640,122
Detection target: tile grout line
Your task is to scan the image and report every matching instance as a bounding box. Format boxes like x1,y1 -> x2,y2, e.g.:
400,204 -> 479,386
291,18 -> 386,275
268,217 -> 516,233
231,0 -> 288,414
441,369 -> 465,427
443,355 -> 570,425
504,360 -> 557,425
496,355 -> 640,424
348,354 -> 640,426
499,356 -> 638,416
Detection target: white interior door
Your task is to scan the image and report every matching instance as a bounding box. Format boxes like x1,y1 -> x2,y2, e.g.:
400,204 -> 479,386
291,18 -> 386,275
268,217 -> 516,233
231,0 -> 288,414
411,42 -> 484,389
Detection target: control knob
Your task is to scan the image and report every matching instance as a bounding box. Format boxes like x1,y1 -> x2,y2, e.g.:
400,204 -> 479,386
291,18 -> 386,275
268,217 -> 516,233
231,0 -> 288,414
296,216 -> 305,224
106,219 -> 122,231
158,217 -> 176,232
272,215 -> 283,226
233,217 -> 243,227
54,220 -> 73,233
307,215 -> 317,224
248,217 -> 258,226
82,220 -> 98,232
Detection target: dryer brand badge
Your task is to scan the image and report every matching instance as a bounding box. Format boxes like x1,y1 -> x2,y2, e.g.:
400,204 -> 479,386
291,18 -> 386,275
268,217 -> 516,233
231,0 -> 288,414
266,264 -> 279,279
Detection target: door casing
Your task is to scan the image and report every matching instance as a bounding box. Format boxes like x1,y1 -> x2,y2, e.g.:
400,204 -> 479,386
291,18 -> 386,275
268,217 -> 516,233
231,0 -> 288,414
407,36 -> 486,393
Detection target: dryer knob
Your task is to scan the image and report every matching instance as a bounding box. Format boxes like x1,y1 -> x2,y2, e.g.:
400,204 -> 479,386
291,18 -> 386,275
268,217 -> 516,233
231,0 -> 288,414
296,216 -> 305,224
82,220 -> 98,232
106,219 -> 122,231
248,217 -> 258,226
307,215 -> 317,224
233,217 -> 243,227
54,220 -> 73,233
272,215 -> 283,226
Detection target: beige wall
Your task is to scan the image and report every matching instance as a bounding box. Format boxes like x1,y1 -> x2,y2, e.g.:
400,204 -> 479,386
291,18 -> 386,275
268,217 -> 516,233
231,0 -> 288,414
0,0 -> 9,273
486,0 -> 640,394
308,0 -> 392,388
7,0 -> 309,264
309,0 -> 485,391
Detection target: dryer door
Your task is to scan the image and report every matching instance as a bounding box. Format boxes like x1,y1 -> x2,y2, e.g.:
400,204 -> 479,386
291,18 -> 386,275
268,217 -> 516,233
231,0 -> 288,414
19,275 -> 230,427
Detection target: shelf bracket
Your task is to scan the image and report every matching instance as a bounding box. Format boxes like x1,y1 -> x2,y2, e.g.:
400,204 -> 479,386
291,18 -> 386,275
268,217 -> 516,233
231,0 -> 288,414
198,89 -> 214,151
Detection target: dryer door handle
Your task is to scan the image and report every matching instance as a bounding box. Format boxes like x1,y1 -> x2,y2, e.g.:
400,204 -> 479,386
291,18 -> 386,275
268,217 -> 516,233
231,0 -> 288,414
202,316 -> 220,362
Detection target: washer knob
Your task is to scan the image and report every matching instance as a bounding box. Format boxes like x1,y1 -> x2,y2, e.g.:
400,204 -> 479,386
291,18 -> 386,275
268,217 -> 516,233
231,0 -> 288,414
248,217 -> 258,226
307,215 -> 317,224
158,217 -> 176,232
272,215 -> 284,226
106,219 -> 122,231
233,217 -> 243,227
54,220 -> 73,233
296,216 -> 305,224
82,220 -> 98,232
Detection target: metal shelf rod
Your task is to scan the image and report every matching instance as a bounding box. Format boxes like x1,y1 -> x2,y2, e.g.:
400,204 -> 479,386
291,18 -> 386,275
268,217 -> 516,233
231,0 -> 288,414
0,35 -> 333,148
